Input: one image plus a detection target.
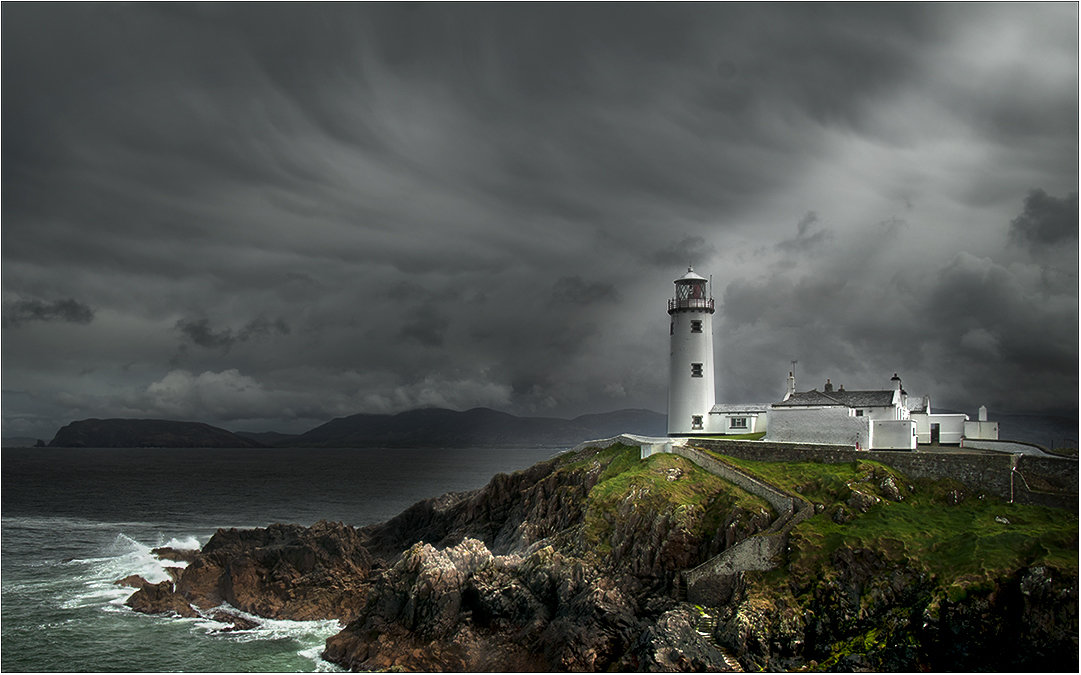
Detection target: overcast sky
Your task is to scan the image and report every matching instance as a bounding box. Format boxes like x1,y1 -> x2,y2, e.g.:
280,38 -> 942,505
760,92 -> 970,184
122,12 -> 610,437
3,3 -> 1077,438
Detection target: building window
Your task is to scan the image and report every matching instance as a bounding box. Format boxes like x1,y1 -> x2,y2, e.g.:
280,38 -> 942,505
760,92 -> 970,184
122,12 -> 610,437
691,320 -> 702,333
691,415 -> 703,430
691,363 -> 703,378
729,417 -> 748,430
855,409 -> 864,417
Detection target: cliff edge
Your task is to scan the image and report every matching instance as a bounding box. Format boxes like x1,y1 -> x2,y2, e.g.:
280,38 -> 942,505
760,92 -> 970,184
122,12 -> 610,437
122,443 -> 1078,671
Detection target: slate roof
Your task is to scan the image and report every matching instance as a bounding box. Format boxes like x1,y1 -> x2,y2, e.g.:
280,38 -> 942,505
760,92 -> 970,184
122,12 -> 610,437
773,389 -> 897,408
710,403 -> 769,414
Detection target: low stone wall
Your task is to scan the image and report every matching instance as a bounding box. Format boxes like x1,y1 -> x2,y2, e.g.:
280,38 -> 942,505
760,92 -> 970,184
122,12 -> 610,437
670,446 -> 795,518
685,534 -> 784,607
692,439 -> 1078,510
962,438 -> 1046,453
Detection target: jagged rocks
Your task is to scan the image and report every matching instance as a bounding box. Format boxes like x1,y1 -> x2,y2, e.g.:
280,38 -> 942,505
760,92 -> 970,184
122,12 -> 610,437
114,574 -> 154,590
126,580 -> 198,618
151,546 -> 199,563
209,610 -> 260,632
175,520 -> 373,621
622,607 -> 730,671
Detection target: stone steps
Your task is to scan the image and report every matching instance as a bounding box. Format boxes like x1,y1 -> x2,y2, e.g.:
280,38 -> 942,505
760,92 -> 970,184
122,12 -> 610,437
693,610 -> 743,672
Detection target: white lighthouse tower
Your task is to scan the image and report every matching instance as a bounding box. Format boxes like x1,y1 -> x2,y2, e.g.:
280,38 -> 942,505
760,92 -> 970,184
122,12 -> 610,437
667,267 -> 716,436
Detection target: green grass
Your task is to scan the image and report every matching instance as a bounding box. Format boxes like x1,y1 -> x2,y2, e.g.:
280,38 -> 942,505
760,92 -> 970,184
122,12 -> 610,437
564,444 -> 775,556
709,452 -> 1078,583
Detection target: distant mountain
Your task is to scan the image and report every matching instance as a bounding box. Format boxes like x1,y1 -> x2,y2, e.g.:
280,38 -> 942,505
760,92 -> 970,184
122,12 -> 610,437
288,407 -> 667,448
48,419 -> 265,448
234,431 -> 301,446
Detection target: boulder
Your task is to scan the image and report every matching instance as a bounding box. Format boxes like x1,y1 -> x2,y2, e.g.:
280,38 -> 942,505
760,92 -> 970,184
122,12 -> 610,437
209,610 -> 260,632
126,581 -> 198,618
113,574 -> 154,590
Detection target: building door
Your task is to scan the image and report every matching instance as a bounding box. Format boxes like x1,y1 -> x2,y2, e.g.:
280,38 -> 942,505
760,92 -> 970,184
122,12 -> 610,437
930,423 -> 940,445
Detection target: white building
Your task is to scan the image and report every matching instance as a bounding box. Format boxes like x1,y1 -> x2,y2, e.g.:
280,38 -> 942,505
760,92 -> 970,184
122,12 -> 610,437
909,397 -> 998,444
666,267 -> 769,437
667,268 -> 717,435
708,403 -> 770,435
767,373 -> 916,450
664,267 -> 995,449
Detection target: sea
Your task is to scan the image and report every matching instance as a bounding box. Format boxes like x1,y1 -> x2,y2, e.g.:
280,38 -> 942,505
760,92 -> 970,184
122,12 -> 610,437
1,446 -> 565,672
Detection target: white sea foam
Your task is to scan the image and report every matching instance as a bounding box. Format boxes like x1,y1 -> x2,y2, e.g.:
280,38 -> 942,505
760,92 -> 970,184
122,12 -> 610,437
300,645 -> 346,672
159,535 -> 202,550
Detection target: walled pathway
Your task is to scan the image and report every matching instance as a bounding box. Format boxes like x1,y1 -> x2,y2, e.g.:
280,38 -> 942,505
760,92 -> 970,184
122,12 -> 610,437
673,445 -> 813,606
574,435 -> 814,607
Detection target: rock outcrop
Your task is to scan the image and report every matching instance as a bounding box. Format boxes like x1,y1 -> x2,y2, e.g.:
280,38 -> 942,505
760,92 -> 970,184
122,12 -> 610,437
126,580 -> 198,618
122,442 -> 1078,672
176,520 -> 373,622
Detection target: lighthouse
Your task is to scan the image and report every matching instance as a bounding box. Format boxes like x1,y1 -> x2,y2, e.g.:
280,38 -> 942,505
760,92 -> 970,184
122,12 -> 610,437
667,267 -> 716,436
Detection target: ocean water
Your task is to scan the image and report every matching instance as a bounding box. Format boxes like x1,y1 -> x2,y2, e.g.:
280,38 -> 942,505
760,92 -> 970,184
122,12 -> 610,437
1,446 -> 564,672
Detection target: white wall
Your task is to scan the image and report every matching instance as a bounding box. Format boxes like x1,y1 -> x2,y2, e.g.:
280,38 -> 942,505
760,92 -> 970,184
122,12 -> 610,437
869,419 -> 917,450
914,413 -> 967,444
964,420 -> 999,440
766,406 -> 869,447
668,309 -> 715,435
708,412 -> 765,435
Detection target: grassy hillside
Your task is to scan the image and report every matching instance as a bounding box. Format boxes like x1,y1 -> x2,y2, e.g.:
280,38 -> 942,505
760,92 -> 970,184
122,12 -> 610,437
702,450 -> 1078,671
713,452 -> 1077,579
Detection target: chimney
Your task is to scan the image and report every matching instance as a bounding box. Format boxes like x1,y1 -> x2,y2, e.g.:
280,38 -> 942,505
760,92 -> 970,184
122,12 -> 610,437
785,371 -> 796,398
890,373 -> 902,391
978,405 -> 988,422
824,378 -> 833,393
838,384 -> 845,392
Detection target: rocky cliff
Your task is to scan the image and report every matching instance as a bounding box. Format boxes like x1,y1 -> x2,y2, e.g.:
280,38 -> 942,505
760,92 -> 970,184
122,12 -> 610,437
121,443 -> 1078,672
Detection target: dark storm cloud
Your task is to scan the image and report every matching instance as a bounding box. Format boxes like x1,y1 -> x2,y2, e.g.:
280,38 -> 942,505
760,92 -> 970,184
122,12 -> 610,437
716,190 -> 1078,414
1009,189 -> 1079,248
550,277 -> 619,306
3,298 -> 94,328
176,317 -> 290,351
398,313 -> 450,348
1,4 -> 1076,437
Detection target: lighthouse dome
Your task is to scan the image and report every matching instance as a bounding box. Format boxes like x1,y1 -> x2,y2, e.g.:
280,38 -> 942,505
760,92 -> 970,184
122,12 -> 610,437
675,267 -> 708,283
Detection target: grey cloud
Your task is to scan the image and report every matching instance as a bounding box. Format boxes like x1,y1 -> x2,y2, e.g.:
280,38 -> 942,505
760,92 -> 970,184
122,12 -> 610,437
176,317 -> 290,351
1009,189 -> 1079,248
4,298 -> 94,327
650,236 -> 718,268
398,313 -> 449,348
550,277 -> 619,305
776,211 -> 833,253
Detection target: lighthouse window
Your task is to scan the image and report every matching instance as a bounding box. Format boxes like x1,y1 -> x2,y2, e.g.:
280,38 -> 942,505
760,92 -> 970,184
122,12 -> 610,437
691,415 -> 703,430
690,320 -> 702,333
729,417 -> 748,430
670,321 -> 674,335
691,363 -> 703,377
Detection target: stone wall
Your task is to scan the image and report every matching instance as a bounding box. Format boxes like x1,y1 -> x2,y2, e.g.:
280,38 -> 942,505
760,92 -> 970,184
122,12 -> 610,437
692,439 -> 1078,510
